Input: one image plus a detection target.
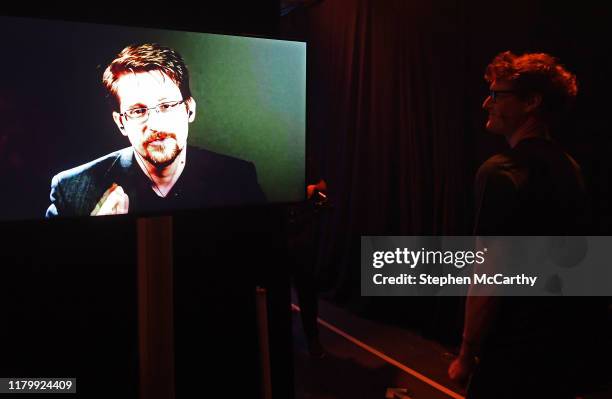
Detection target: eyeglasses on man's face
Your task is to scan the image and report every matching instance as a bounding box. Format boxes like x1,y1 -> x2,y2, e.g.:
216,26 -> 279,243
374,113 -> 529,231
488,90 -> 517,103
121,100 -> 187,122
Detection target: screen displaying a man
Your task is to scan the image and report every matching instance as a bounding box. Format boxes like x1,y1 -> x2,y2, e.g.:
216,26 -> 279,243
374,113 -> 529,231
45,43 -> 266,218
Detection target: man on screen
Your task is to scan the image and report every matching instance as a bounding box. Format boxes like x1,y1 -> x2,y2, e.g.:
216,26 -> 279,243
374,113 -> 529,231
46,43 -> 266,217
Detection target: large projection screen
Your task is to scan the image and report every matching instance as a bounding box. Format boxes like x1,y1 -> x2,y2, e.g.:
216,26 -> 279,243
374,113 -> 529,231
0,16 -> 306,220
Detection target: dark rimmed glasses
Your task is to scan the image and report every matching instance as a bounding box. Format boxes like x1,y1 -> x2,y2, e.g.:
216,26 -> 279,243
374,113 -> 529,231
489,90 -> 517,103
120,100 -> 187,122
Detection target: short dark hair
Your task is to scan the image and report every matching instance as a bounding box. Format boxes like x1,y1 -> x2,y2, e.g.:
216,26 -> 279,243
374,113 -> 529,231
102,43 -> 192,111
485,51 -> 578,120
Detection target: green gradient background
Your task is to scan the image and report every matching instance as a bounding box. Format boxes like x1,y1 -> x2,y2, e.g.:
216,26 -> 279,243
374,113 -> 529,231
119,29 -> 306,202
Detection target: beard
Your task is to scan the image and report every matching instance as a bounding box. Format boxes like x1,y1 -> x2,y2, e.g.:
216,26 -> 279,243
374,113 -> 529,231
142,133 -> 182,168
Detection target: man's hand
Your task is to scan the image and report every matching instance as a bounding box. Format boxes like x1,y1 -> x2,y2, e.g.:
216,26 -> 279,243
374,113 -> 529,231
90,183 -> 129,216
448,353 -> 477,387
307,179 -> 327,200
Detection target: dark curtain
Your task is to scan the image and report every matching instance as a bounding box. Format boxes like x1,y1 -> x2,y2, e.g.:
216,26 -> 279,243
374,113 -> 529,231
283,1 -> 474,310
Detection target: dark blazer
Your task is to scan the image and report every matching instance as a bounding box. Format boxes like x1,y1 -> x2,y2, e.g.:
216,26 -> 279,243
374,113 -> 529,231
46,146 -> 266,217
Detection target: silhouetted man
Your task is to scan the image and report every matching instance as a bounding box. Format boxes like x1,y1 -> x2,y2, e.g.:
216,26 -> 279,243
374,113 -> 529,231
449,51 -> 586,399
